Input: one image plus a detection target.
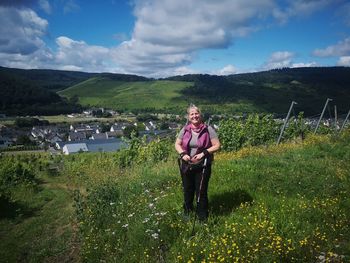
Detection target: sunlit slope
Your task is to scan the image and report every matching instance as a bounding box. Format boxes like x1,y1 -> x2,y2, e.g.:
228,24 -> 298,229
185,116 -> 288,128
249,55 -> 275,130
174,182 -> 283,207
59,77 -> 194,110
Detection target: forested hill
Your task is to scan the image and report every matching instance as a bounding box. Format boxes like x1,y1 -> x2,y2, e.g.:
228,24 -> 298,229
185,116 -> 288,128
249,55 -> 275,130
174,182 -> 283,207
0,67 -> 149,116
0,66 -> 148,91
165,67 -> 350,115
1,66 -> 350,116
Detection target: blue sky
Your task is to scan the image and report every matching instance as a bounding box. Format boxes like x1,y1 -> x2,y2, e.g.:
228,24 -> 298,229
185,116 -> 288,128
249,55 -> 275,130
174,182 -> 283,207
0,0 -> 350,77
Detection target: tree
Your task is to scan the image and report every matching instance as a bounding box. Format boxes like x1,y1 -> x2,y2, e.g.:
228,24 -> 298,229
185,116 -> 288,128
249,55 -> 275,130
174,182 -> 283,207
16,135 -> 35,146
123,125 -> 139,139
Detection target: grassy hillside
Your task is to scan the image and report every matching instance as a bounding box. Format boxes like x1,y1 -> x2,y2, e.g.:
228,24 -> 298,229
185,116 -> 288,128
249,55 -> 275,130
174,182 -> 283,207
1,66 -> 350,116
60,67 -> 350,115
1,131 -> 349,262
59,77 -> 194,111
169,67 -> 350,115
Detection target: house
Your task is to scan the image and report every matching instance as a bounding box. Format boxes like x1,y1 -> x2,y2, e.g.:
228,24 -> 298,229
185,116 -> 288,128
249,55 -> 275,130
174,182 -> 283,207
91,133 -> 108,140
71,124 -> 100,136
68,131 -> 87,141
46,134 -> 63,145
31,128 -> 45,139
106,131 -> 122,138
62,143 -> 89,155
110,123 -> 127,132
59,138 -> 126,155
87,140 -> 124,153
144,121 -> 157,131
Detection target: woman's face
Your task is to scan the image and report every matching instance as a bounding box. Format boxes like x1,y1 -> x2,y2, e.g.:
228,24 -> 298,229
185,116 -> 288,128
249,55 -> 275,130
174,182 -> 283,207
188,108 -> 201,125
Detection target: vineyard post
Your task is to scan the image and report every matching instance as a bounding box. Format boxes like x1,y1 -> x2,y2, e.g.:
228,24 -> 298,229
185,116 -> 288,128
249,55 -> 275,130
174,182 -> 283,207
314,98 -> 332,134
339,109 -> 350,133
277,101 -> 297,145
334,105 -> 337,131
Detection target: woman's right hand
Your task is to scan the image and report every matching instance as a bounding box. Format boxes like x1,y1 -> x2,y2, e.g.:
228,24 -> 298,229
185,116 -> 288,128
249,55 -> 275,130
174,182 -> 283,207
182,154 -> 191,162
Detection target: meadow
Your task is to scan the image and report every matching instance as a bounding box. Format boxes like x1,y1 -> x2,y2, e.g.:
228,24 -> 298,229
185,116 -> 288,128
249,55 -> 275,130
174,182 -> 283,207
0,118 -> 349,262
59,78 -> 193,111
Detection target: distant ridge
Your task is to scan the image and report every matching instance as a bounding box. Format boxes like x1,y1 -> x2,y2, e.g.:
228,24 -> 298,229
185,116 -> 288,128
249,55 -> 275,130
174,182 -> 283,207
0,66 -> 149,92
1,66 -> 350,116
165,67 -> 350,115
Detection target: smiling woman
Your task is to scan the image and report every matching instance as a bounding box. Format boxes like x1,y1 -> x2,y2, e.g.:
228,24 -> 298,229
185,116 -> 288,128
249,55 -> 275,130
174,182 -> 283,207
175,104 -> 220,221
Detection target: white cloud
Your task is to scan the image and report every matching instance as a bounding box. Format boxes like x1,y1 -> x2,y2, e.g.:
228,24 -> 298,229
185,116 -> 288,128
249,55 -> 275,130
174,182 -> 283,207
0,6 -> 48,55
55,36 -> 112,72
38,0 -> 51,14
337,56 -> 350,66
313,37 -> 350,57
262,51 -> 294,70
0,1 -> 346,77
262,51 -> 318,70
0,48 -> 53,69
112,0 -> 275,76
214,65 -> 239,75
291,62 -> 318,68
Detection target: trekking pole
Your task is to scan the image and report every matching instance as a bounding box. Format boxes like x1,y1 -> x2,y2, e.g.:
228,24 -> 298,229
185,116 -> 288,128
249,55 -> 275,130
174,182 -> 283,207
191,157 -> 208,236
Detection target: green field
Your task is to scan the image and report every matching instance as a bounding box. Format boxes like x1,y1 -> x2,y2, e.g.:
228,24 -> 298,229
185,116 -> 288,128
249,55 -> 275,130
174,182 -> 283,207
59,78 -> 194,111
1,129 -> 349,262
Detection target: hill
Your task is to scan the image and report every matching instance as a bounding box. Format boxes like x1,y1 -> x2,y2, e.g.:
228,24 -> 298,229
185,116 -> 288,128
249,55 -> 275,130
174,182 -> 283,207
0,67 -> 149,116
0,66 -> 96,92
166,67 -> 350,116
1,66 -> 350,116
58,77 -> 193,113
0,71 -> 82,116
61,67 -> 350,116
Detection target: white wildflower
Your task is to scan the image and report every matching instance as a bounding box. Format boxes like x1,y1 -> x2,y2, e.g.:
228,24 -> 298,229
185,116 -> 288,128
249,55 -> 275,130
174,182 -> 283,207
122,224 -> 129,228
151,233 -> 159,239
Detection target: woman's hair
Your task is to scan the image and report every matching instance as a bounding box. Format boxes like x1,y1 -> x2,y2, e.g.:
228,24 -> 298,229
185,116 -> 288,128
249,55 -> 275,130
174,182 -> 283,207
187,104 -> 201,115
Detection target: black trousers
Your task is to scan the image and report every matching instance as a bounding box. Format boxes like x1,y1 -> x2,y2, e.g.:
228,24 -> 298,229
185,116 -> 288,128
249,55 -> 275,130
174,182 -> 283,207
181,164 -> 211,220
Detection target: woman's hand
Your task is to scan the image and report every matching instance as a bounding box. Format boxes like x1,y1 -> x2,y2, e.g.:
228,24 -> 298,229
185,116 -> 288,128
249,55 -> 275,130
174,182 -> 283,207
182,154 -> 191,162
191,152 -> 205,163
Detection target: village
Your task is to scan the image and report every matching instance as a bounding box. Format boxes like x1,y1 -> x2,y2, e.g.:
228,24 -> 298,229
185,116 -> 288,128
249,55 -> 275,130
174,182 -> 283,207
0,108 -> 185,155
1,105 -> 344,156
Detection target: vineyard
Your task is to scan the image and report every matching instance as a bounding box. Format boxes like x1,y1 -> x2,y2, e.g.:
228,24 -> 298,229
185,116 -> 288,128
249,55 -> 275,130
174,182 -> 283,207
1,115 -> 349,262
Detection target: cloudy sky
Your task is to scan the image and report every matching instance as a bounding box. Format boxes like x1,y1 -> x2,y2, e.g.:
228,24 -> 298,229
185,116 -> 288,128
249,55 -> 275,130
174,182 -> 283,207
0,0 -> 350,77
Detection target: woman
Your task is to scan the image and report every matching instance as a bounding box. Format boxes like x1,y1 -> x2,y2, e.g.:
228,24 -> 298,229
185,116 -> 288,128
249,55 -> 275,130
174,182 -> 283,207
175,105 -> 220,221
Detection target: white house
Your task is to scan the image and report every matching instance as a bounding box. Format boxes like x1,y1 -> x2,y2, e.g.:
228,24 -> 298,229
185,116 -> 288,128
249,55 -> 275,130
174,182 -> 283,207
59,138 -> 126,155
62,143 -> 89,155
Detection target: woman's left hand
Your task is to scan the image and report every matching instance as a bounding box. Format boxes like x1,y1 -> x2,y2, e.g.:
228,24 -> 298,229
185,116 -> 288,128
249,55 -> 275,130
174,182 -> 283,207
191,152 -> 204,163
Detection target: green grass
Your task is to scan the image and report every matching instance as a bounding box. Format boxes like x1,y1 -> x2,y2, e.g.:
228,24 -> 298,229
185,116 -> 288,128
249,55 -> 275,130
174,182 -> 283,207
59,78 -> 193,110
1,132 -> 349,262
65,133 -> 350,262
0,171 -> 79,262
